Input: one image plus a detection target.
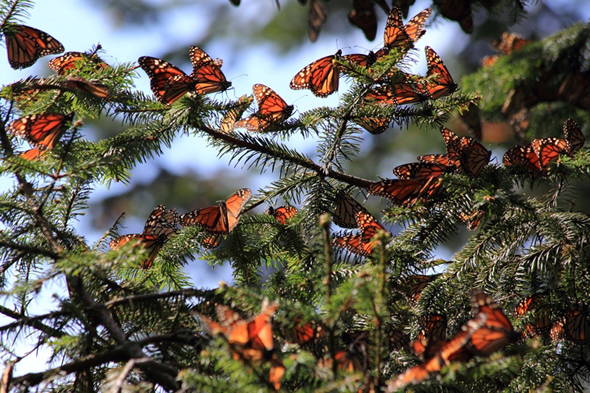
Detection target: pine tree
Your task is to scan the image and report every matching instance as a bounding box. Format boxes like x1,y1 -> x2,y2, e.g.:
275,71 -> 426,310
1,0 -> 590,392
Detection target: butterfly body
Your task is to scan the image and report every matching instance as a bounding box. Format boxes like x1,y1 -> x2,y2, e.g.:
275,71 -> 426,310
4,24 -> 64,69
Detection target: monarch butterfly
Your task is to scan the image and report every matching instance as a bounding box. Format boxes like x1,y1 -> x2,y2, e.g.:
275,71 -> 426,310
293,319 -> 325,344
234,84 -> 293,132
3,24 -> 64,69
514,296 -> 552,338
417,153 -> 460,168
219,95 -> 254,134
402,274 -> 440,302
338,52 -> 378,76
333,191 -> 365,229
138,56 -> 198,105
375,7 -> 431,58
110,205 -> 179,268
348,0 -> 377,41
411,314 -> 447,360
266,205 -> 298,225
333,210 -> 387,256
530,137 -> 569,169
461,139 -> 492,176
48,51 -> 110,75
354,115 -> 391,135
188,46 -> 231,94
7,113 -> 73,160
62,76 -> 110,99
503,144 -> 542,173
368,177 -> 442,206
551,308 -> 590,344
290,51 -> 341,97
492,32 -> 531,55
422,46 -> 457,99
393,162 -> 450,180
199,301 -> 284,390
181,188 -> 252,248
563,118 -> 584,155
363,79 -> 429,106
388,292 -> 518,390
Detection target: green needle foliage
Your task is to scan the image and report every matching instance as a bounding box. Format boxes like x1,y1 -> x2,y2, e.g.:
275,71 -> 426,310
1,0 -> 590,392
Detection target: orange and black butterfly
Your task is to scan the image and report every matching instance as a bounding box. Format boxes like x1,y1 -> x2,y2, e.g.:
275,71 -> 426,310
563,118 -> 585,155
188,46 -> 231,94
458,210 -> 485,231
368,177 -> 442,206
219,95 -> 254,134
234,84 -> 293,132
402,274 -> 440,302
138,56 -> 198,105
3,24 -> 64,69
411,314 -> 447,360
393,162 -> 451,180
333,210 -> 387,256
266,205 -> 298,225
7,113 -> 73,160
375,7 -> 431,58
333,191 -> 365,229
531,137 -> 569,169
551,308 -> 590,344
199,301 -> 285,390
503,144 -> 541,173
139,47 -> 229,105
290,51 -> 341,97
61,76 -> 110,99
354,115 -> 391,135
110,205 -> 179,269
422,46 -> 457,99
181,188 -> 252,248
363,76 -> 430,106
48,51 -> 110,75
514,295 -> 552,338
388,292 -> 518,390
293,318 -> 325,345
493,32 -> 530,55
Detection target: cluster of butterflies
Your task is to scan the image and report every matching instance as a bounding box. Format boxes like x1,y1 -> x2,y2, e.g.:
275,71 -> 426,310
514,295 -> 590,343
109,188 -> 253,268
503,118 -> 584,175
195,291 -> 522,391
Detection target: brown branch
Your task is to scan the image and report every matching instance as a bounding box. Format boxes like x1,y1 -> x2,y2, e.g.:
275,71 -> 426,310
104,288 -> 215,309
198,124 -> 373,189
0,305 -> 66,338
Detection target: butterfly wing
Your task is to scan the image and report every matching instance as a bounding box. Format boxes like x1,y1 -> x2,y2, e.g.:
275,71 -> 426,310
188,46 -> 231,94
347,0 -> 377,41
4,24 -> 64,69
404,8 -> 432,42
531,137 -> 569,169
267,205 -> 298,225
368,178 -> 440,205
424,46 -> 457,99
333,191 -> 365,228
356,210 -> 386,243
48,51 -> 109,74
503,144 -> 541,172
393,162 -> 449,180
381,7 -> 410,51
235,84 -> 293,131
411,314 -> 447,359
290,52 -> 340,97
460,141 -> 491,176
333,233 -> 374,256
7,113 -> 72,159
224,188 -> 252,232
143,205 -> 179,238
563,118 -> 584,155
418,153 -> 461,168
138,56 -> 195,105
355,116 -> 391,134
